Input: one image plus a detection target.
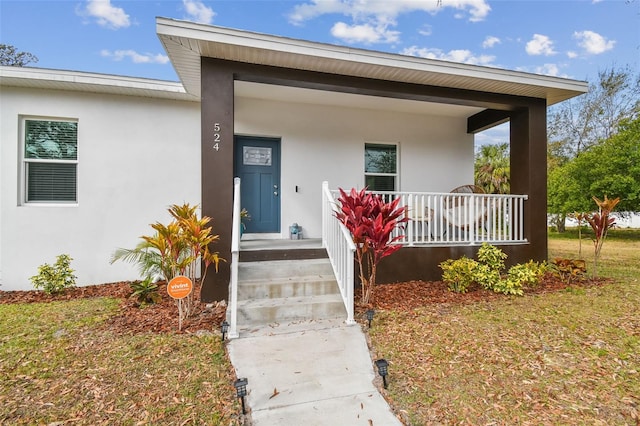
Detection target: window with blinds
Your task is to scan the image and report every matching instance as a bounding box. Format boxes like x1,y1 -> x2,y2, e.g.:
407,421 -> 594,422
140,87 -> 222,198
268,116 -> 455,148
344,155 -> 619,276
364,143 -> 397,191
23,119 -> 78,203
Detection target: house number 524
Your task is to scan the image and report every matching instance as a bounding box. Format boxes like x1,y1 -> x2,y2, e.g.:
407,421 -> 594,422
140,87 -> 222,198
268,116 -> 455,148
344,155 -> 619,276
213,123 -> 221,151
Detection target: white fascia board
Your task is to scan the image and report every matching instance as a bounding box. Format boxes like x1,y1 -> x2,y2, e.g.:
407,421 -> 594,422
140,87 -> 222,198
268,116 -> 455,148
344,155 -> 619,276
0,66 -> 197,101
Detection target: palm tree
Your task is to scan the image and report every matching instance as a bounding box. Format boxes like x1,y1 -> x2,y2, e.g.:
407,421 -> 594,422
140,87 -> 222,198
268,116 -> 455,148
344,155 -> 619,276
474,143 -> 510,194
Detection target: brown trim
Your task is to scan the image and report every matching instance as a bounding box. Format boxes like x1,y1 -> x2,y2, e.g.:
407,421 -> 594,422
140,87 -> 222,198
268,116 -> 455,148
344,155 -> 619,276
207,58 -> 542,111
239,248 -> 328,262
376,244 -> 533,283
509,101 -> 548,263
199,57 -> 550,301
467,109 -> 511,133
200,59 -> 235,302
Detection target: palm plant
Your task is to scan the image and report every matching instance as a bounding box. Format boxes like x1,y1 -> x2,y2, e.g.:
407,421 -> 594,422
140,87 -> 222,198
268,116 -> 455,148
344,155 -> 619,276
474,143 -> 510,194
111,203 -> 223,320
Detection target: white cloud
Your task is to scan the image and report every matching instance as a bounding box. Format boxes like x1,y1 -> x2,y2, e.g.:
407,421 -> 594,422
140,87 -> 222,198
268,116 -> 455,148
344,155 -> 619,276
482,36 -> 500,49
81,0 -> 130,29
525,34 -> 556,56
401,46 -> 496,66
101,49 -> 169,64
288,0 -> 490,43
567,51 -> 578,59
534,63 -> 560,76
183,0 -> 215,24
330,22 -> 399,43
573,30 -> 615,55
418,25 -> 433,36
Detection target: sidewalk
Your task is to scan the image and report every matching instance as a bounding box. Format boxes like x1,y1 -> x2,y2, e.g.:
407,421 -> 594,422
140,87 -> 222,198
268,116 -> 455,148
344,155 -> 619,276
227,319 -> 403,425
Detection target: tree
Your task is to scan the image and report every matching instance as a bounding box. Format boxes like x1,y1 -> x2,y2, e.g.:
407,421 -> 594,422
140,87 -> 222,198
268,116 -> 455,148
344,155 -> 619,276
0,44 -> 38,66
548,117 -> 640,220
548,66 -> 639,158
548,66 -> 640,230
474,143 -> 510,194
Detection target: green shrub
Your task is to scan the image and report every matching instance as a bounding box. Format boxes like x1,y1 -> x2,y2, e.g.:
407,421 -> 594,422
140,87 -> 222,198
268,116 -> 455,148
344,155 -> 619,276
477,242 -> 507,271
474,263 -> 501,290
130,277 -> 161,306
439,257 -> 479,293
30,254 -> 77,294
440,244 -> 547,296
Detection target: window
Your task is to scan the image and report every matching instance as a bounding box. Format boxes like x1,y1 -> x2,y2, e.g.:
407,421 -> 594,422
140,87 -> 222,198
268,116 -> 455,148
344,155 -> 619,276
22,118 -> 78,203
364,143 -> 397,191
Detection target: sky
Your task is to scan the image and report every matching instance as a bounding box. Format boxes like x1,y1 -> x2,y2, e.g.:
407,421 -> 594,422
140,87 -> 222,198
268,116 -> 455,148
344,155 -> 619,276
1,0 -> 638,144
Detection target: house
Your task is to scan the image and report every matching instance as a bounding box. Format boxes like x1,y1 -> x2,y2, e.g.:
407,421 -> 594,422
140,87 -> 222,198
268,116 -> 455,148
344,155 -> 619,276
1,18 -> 587,303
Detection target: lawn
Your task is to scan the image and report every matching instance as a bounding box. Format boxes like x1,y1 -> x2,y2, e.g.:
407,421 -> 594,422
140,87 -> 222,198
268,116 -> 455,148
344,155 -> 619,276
2,229 -> 638,425
0,297 -> 242,425
368,229 -> 640,425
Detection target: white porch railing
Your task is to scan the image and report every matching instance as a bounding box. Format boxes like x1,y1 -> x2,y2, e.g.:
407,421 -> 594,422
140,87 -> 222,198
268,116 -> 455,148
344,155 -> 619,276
322,181 -> 356,325
327,189 -> 528,246
227,177 -> 241,339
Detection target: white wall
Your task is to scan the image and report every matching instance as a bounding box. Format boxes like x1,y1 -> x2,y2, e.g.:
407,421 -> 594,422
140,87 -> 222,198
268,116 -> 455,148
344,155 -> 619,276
1,87 -> 200,290
1,86 -> 473,291
235,96 -> 474,239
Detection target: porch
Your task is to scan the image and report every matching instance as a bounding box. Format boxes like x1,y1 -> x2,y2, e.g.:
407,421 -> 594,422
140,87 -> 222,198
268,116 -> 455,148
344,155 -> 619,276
226,178 -> 529,337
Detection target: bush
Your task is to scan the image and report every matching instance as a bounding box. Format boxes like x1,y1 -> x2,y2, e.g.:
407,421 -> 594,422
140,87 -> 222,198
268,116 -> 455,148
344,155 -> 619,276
477,243 -> 507,271
30,254 -> 77,294
439,244 -> 547,296
440,257 -> 478,293
551,258 -> 586,284
474,263 -> 501,291
130,277 -> 161,306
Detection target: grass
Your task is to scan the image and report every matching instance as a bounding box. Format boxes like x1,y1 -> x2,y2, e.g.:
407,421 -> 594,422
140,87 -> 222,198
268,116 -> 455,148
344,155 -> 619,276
0,298 -> 242,425
369,232 -> 640,425
2,229 -> 638,425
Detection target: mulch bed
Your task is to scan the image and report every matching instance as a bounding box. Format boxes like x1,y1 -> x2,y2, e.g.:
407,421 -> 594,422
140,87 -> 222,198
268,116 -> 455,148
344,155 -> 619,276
0,281 -> 227,335
355,273 -> 609,314
1,274 -> 607,335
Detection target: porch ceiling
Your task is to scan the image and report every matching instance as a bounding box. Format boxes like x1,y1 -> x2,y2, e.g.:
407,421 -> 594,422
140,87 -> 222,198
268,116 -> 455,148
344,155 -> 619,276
157,17 -> 588,106
236,81 -> 483,117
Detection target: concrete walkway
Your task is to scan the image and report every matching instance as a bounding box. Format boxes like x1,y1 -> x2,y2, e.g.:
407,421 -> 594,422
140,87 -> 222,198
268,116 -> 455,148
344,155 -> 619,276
227,319 -> 403,425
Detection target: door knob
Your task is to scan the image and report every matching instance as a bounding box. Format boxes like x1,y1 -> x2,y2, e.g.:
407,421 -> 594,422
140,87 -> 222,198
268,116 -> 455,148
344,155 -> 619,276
274,191 -> 278,196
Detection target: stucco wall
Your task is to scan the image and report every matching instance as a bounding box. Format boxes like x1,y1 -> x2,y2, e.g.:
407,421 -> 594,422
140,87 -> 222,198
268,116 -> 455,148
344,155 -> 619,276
1,87 -> 200,290
235,96 -> 474,239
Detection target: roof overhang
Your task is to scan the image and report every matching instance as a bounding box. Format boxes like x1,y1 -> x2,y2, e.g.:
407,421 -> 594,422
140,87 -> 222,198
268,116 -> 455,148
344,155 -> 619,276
0,66 -> 199,102
156,17 -> 588,105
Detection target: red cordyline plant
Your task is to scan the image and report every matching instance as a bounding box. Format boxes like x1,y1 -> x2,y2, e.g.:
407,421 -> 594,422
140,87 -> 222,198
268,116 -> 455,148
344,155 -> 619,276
585,195 -> 620,278
335,187 -> 408,305
569,211 -> 589,259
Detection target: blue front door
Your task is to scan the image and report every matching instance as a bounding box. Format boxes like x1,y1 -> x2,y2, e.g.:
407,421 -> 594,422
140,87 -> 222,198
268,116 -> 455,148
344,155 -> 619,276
234,136 -> 281,233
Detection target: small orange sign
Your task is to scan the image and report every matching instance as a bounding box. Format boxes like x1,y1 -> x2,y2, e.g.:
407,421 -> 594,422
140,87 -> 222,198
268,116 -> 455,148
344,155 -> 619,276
167,276 -> 193,299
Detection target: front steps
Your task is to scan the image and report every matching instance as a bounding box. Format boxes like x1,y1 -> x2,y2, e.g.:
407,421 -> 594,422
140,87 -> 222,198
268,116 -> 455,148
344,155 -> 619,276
236,258 -> 346,329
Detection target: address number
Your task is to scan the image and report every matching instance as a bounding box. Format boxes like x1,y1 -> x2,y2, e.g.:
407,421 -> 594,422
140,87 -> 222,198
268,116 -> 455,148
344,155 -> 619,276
213,123 -> 221,151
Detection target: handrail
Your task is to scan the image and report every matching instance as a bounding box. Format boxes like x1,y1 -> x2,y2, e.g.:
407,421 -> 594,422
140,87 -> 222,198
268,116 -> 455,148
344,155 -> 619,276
227,177 -> 241,339
322,181 -> 357,325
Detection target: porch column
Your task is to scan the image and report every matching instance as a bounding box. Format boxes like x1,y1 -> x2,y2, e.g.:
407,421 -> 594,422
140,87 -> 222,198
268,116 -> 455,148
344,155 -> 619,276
200,59 -> 234,302
509,100 -> 548,263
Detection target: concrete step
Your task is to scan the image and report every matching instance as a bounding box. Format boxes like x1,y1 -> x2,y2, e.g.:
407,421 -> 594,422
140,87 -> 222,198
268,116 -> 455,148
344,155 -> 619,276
235,257 -> 347,328
238,274 -> 339,300
237,293 -> 346,325
237,258 -> 334,282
